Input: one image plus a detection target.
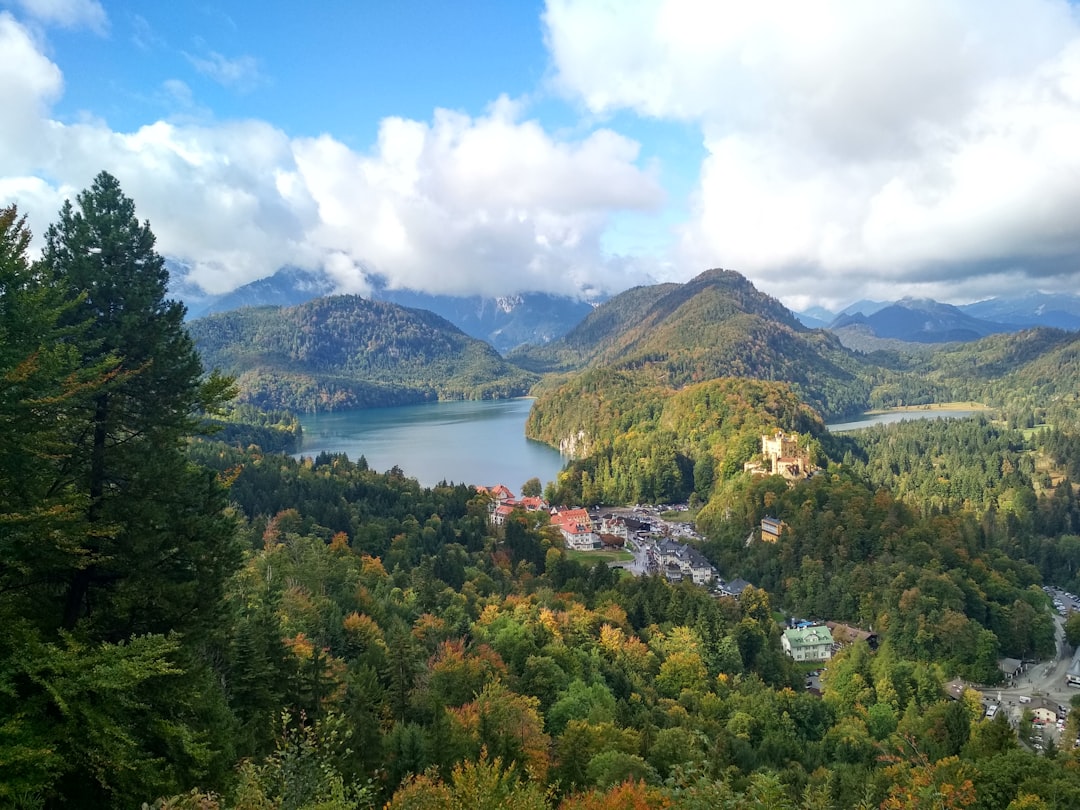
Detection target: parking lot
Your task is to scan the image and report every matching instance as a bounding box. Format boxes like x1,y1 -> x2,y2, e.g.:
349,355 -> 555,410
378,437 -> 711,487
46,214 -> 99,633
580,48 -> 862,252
1046,584 -> 1080,617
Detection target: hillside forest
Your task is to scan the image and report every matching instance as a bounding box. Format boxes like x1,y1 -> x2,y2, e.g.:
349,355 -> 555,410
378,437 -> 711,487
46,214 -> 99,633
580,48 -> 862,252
4,176 -> 1080,809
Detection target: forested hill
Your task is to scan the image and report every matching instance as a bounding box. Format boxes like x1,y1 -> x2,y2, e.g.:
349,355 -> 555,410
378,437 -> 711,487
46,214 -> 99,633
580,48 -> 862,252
514,268 -> 873,420
188,295 -> 537,412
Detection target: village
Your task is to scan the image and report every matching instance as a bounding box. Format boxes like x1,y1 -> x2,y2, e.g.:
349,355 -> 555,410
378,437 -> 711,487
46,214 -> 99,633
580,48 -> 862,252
480,430 -> 1080,755
479,430 -> 869,664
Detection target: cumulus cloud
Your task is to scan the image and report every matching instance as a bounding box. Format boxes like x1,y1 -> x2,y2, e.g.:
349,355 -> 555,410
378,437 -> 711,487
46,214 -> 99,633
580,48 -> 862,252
292,97 -> 664,296
545,0 -> 1080,304
0,15 -> 662,299
0,13 -> 63,174
6,0 -> 106,33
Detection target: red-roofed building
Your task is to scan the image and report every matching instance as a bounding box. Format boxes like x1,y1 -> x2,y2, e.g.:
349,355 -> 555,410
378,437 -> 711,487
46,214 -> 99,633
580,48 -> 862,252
491,503 -> 516,526
479,484 -> 514,502
550,508 -> 600,550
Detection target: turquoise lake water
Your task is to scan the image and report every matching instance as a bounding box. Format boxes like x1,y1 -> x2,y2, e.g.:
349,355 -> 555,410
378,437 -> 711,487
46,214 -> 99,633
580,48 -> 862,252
297,398 -> 566,490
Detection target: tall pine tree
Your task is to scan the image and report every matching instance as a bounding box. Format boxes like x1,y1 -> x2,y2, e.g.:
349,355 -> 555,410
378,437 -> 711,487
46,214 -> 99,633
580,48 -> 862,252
41,171 -> 238,640
0,175 -> 242,806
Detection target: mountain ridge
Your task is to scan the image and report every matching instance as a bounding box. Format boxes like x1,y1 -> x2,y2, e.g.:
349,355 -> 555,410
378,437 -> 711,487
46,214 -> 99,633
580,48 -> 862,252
187,295 -> 537,412
173,264 -> 598,353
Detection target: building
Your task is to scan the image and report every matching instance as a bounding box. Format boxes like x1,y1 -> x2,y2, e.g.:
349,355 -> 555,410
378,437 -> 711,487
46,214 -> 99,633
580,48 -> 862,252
477,484 -> 514,502
1067,647 -> 1080,688
720,578 -> 751,599
491,503 -> 516,526
1029,697 -> 1060,725
761,517 -> 785,542
550,507 -> 600,551
480,485 -> 549,526
656,539 -> 719,585
826,621 -> 879,651
744,430 -> 814,482
763,430 -> 800,462
781,625 -> 835,662
998,657 -> 1024,681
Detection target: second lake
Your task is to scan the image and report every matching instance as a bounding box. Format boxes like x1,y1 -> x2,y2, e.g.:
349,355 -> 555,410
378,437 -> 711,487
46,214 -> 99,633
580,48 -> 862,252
297,398 -> 566,491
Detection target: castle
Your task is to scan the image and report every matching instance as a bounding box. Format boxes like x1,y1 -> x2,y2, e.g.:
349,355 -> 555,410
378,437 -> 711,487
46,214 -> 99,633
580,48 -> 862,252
744,430 -> 813,481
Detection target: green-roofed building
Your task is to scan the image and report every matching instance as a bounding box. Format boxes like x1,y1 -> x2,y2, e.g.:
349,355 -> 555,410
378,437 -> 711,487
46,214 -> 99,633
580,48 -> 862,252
781,625 -> 835,662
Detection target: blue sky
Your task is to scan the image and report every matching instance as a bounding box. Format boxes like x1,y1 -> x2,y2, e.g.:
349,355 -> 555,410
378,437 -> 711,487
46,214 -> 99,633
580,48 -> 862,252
3,0 -> 1080,309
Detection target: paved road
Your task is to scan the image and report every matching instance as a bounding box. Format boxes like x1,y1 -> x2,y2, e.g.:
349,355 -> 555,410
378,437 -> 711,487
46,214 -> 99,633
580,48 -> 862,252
994,616 -> 1072,704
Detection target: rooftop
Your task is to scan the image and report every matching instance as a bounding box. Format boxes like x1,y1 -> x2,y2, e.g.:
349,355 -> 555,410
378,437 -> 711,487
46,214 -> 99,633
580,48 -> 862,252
783,625 -> 835,647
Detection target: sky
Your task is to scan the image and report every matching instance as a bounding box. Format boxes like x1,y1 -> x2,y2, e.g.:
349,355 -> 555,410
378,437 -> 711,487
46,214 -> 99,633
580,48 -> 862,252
2,0 -> 1080,311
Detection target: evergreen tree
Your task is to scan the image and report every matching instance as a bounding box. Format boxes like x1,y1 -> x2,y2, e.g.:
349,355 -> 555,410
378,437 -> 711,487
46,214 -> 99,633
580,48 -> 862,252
0,175 -> 242,806
0,204 -> 107,621
40,171 -> 238,639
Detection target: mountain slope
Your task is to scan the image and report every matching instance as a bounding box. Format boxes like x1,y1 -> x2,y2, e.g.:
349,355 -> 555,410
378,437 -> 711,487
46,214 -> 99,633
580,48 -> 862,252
516,268 -> 871,418
176,264 -> 596,351
960,292 -> 1080,331
375,288 -> 595,353
189,295 -> 536,412
829,297 -> 1010,343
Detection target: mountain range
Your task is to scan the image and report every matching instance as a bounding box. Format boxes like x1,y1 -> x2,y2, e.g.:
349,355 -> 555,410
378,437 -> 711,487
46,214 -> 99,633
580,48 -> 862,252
172,261 -> 1080,353
173,265 -> 595,354
184,265 -> 1080,420
797,293 -> 1080,342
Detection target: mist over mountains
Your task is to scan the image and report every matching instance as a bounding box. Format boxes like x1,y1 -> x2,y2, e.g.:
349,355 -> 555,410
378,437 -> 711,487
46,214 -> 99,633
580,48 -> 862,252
173,264 -> 596,354
172,261 -> 1080,359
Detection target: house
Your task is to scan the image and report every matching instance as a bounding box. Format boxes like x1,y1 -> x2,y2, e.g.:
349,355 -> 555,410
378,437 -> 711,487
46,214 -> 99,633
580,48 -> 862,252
826,621 -> 879,651
477,484 -> 514,502
491,503 -> 516,526
599,515 -> 629,539
483,490 -> 549,526
781,625 -> 835,662
664,565 -> 684,583
998,657 -> 1024,681
720,578 -> 751,599
761,517 -> 785,542
550,507 -> 600,551
515,496 -> 548,512
1029,697 -> 1060,725
655,539 -> 719,585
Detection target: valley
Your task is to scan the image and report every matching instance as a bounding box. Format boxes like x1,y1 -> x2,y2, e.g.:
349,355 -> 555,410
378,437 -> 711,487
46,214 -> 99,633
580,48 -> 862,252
7,181 -> 1080,807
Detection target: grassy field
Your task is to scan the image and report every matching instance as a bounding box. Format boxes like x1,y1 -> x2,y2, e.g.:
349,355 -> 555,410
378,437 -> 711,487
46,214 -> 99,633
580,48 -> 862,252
566,548 -> 634,565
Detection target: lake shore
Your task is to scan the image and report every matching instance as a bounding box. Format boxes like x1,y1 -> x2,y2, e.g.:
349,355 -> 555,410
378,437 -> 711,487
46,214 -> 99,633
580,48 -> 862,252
862,401 -> 989,415
827,402 -> 989,433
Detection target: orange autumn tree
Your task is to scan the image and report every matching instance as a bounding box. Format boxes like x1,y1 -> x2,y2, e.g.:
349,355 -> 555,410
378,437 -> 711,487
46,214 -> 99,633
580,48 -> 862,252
558,779 -> 669,810
448,681 -> 551,782
386,752 -> 548,810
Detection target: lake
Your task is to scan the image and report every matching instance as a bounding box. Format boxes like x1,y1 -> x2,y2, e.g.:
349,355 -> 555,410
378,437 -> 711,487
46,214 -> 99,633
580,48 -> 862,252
827,408 -> 984,433
297,398 -> 566,490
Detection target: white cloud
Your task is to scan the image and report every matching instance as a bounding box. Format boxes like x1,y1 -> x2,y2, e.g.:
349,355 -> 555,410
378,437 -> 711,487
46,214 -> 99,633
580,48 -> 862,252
184,50 -> 263,92
6,0 -> 105,33
0,12 -> 63,174
292,97 -> 664,296
0,15 -> 662,300
545,0 -> 1080,304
